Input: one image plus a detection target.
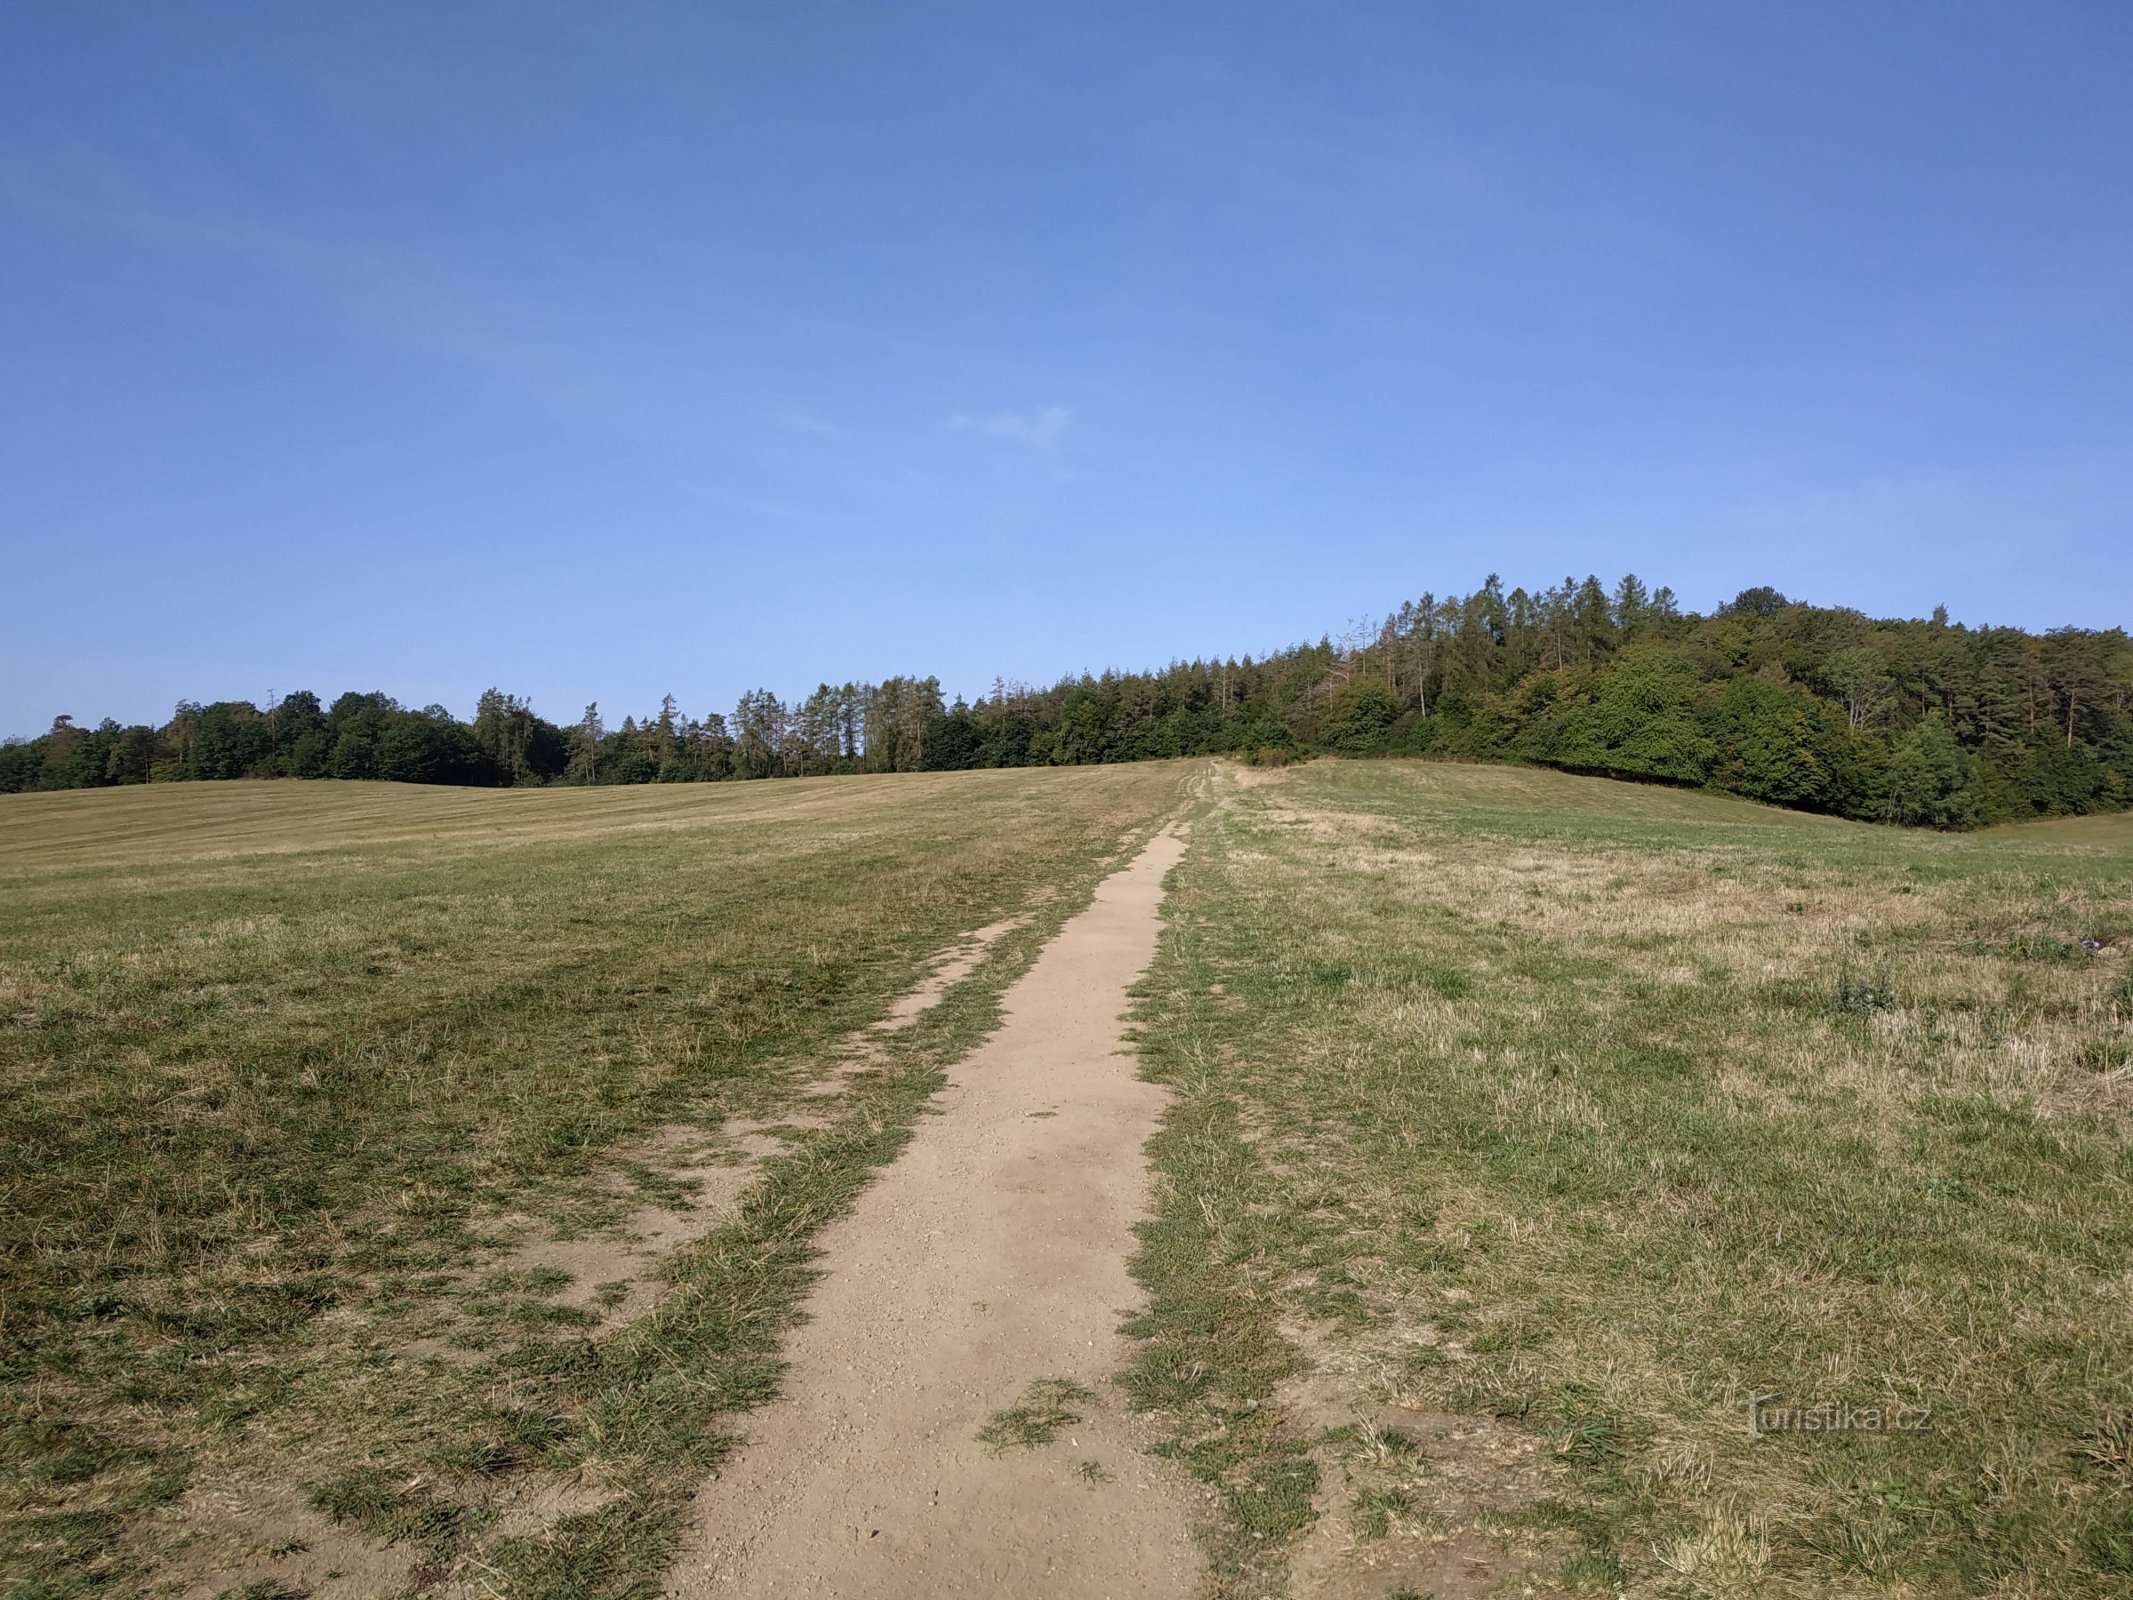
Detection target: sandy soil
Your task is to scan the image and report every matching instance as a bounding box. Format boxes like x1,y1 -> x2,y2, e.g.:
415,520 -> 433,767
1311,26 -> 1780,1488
665,827 -> 1207,1599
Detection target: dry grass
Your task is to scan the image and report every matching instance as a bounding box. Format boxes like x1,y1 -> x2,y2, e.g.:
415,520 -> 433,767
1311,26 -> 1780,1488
1127,758 -> 2133,1598
0,764 -> 1192,1599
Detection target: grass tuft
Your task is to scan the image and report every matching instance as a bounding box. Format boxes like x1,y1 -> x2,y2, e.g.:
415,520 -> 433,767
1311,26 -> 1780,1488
976,1380 -> 1094,1450
303,1469 -> 461,1552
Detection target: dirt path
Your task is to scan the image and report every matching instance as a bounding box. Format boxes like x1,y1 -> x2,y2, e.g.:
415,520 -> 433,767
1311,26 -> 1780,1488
665,827 -> 1205,1599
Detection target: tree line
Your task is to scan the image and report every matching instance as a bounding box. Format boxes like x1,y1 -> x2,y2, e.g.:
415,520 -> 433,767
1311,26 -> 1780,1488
5,576 -> 2129,829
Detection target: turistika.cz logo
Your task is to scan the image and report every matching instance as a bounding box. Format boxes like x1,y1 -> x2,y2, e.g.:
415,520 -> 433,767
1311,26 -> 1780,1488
1740,1394 -> 1932,1438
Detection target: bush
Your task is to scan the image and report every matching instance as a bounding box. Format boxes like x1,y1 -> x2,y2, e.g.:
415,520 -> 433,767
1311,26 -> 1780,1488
1835,958 -> 1896,1017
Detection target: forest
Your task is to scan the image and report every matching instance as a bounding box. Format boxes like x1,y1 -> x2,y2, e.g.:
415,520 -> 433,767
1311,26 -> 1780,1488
6,577 -> 2129,829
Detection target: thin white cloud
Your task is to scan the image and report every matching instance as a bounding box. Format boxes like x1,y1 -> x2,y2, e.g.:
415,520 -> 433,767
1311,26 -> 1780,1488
763,407 -> 842,437
949,405 -> 1070,448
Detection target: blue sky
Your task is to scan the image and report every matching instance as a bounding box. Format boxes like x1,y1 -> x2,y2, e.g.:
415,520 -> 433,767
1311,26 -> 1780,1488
3,2 -> 2129,738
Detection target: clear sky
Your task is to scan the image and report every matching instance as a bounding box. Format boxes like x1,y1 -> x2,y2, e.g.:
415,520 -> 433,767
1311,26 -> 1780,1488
4,2 -> 2129,739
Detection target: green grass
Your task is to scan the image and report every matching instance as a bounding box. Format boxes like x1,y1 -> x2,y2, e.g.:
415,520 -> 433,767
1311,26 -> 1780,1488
0,766 -> 1189,1598
977,1379 -> 1096,1450
1127,758 -> 2133,1598
18,757 -> 2131,1597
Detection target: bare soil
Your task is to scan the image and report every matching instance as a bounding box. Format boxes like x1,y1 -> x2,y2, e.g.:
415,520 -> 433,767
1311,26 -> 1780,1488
665,829 -> 1209,1599
1275,1317 -> 1572,1599
495,1120 -> 791,1330
163,1478 -> 419,1600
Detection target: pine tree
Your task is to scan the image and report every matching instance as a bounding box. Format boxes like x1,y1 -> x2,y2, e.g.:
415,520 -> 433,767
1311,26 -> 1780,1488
569,702 -> 604,784
1612,573 -> 1651,639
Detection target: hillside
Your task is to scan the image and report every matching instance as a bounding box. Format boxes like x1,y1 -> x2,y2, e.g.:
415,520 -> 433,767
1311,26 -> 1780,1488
6,577 -> 2129,829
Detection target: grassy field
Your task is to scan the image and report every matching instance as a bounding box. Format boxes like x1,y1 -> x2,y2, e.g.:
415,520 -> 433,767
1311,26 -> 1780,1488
11,758 -> 2133,1600
0,766 -> 1191,1600
1128,760 -> 2133,1598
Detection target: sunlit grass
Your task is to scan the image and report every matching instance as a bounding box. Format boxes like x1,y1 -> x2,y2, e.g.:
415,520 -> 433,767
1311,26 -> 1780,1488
0,766 -> 1189,1598
1128,758 -> 2133,1598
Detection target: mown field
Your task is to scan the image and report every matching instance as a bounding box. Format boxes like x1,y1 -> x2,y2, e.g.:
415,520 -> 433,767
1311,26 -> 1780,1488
1129,761 -> 2133,1598
10,757 -> 2132,1600
0,766 -> 1191,1600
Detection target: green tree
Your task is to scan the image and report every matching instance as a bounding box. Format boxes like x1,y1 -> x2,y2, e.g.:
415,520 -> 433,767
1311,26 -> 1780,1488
472,689 -> 541,784
1883,718 -> 1979,829
1702,677 -> 1858,813
272,691 -> 332,778
568,703 -> 605,784
1573,575 -> 1617,665
326,693 -> 397,780
1821,647 -> 1897,730
1323,678 -> 1401,752
1549,651 -> 1716,783
189,702 -> 268,780
376,709 -> 485,785
1610,573 -> 1651,641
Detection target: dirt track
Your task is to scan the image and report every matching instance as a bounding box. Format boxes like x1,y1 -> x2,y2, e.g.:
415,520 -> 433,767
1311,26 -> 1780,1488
665,827 -> 1204,1598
